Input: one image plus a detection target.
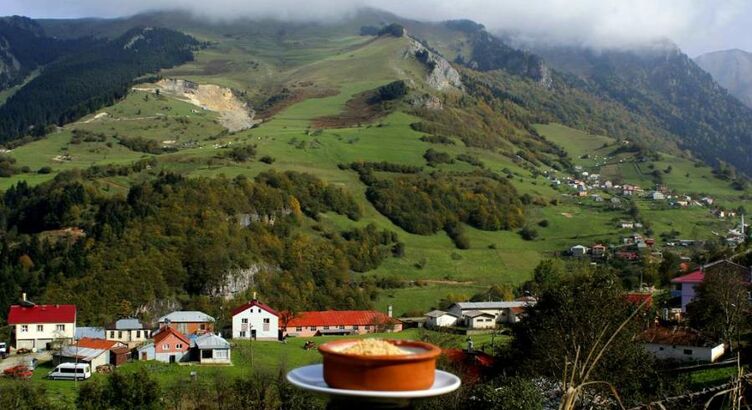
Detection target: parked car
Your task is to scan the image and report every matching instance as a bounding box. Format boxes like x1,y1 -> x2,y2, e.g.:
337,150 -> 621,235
3,365 -> 33,379
0,342 -> 7,359
47,363 -> 91,381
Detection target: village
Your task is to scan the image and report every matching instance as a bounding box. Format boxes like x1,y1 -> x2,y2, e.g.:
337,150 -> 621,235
1,250 -> 745,383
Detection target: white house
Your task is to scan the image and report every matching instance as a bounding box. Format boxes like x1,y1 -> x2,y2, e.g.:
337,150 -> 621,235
464,311 -> 496,329
650,191 -> 666,201
448,299 -> 536,325
105,318 -> 150,348
193,333 -> 231,364
424,310 -> 459,328
570,245 -> 588,257
8,301 -> 76,351
640,326 -> 725,362
231,298 -> 279,340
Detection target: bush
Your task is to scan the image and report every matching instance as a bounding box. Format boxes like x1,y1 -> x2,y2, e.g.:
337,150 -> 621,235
378,23 -> 405,37
423,148 -> 454,167
376,80 -> 408,101
519,226 -> 538,240
260,155 -> 276,164
538,219 -> 549,227
37,166 -> 53,174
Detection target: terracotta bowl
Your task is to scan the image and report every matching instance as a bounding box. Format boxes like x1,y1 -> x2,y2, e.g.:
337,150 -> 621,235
318,339 -> 441,391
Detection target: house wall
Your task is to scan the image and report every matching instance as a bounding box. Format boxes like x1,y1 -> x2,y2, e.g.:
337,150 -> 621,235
680,283 -> 699,312
468,316 -> 496,329
137,344 -> 155,361
154,333 -> 190,363
15,322 -> 75,350
106,329 -> 151,346
427,315 -> 457,328
198,348 -> 231,364
232,307 -> 278,340
58,351 -> 109,372
643,343 -> 725,362
159,322 -> 213,335
285,323 -> 403,337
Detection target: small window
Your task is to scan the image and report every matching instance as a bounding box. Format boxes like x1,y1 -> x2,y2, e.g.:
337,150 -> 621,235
338,325 -> 345,330
110,331 -> 116,338
240,331 -> 246,337
352,326 -> 359,330
56,324 -> 65,331
136,331 -> 141,338
684,349 -> 693,355
176,343 -> 183,349
21,325 -> 28,332
200,324 -> 206,330
323,326 -> 330,330
241,318 -> 249,324
263,318 -> 270,324
295,327 -> 302,332
365,325 -> 371,330
118,331 -> 123,338
163,344 -> 169,350
37,325 -> 43,332
311,326 -> 317,331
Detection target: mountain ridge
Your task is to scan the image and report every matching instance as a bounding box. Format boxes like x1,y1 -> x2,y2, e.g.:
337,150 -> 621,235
695,48 -> 752,109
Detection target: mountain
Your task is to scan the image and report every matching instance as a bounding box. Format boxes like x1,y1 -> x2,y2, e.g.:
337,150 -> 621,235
532,43 -> 752,175
695,49 -> 752,109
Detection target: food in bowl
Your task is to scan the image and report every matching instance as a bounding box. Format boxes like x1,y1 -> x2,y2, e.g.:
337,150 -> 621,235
318,338 -> 441,391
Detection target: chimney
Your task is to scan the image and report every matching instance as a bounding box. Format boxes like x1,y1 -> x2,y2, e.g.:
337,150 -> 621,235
387,305 -> 393,318
252,291 -> 257,301
21,292 -> 26,302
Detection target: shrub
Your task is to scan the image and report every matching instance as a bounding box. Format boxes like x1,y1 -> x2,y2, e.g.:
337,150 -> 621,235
519,226 -> 538,240
260,155 -> 276,164
376,80 -> 408,101
538,219 -> 549,227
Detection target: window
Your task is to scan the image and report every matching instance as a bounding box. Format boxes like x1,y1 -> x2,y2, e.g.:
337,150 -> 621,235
56,324 -> 65,331
200,324 -> 206,330
242,318 -> 249,324
136,331 -> 141,338
296,327 -> 302,332
684,349 -> 693,355
118,331 -> 123,339
338,325 -> 345,330
215,350 -> 228,359
110,331 -> 116,338
176,344 -> 183,349
365,325 -> 371,330
163,344 -> 170,350
37,325 -> 43,332
240,331 -> 246,337
21,325 -> 28,332
263,318 -> 270,324
352,326 -> 359,330
323,326 -> 330,330
311,326 -> 317,331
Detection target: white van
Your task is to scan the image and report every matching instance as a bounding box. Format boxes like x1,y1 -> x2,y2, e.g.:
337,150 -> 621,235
48,363 -> 91,380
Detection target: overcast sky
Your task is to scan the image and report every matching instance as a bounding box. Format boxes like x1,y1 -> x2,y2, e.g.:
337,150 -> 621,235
3,0 -> 750,56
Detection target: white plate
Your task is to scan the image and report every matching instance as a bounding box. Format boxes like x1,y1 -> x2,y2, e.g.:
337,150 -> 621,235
286,364 -> 461,399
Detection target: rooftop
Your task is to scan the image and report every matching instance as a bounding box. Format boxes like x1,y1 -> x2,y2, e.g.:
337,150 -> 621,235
112,318 -> 143,330
671,270 -> 704,284
193,333 -> 230,350
7,304 -> 76,324
424,310 -> 457,318
153,326 -> 190,345
158,311 -> 215,323
450,301 -> 534,311
638,326 -> 721,348
231,300 -> 279,317
285,310 -> 400,328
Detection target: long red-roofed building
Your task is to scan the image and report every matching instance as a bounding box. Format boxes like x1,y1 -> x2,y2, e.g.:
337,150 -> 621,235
282,310 -> 402,337
8,302 -> 76,351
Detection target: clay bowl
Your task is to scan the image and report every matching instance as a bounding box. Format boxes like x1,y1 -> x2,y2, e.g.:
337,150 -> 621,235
318,339 -> 441,391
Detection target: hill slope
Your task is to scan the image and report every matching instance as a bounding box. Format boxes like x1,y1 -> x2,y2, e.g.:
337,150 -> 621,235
695,49 -> 752,109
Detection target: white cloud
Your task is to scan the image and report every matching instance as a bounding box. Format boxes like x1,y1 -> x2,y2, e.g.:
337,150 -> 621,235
2,0 -> 749,52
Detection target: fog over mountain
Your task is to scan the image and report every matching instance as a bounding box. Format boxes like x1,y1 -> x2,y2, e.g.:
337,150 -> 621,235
3,0 -> 751,54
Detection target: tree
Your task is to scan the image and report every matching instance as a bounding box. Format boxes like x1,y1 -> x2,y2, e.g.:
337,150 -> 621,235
512,269 -> 658,405
686,268 -> 751,350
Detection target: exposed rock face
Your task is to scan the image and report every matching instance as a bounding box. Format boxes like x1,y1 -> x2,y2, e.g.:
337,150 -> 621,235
139,78 -> 259,131
211,265 -> 273,300
405,38 -> 464,92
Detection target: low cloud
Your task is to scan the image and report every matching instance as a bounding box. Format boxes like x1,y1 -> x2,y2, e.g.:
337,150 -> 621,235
3,0 -> 749,53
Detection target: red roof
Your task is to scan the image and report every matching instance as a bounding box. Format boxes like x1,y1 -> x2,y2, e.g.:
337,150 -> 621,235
285,310 -> 400,328
625,292 -> 653,307
153,326 -> 190,345
671,270 -> 704,284
75,338 -> 121,350
7,304 -> 76,324
231,300 -> 279,317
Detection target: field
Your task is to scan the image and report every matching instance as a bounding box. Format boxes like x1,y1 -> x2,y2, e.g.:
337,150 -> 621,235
1,29 -> 748,317
0,328 -> 509,407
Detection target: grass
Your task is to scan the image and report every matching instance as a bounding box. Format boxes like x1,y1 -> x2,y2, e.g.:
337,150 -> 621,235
1,328 -> 508,407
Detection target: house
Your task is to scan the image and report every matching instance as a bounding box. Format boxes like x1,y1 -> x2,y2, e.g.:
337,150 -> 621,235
464,311 -> 496,329
639,326 -> 725,362
619,221 -> 634,229
701,197 -> 714,206
604,181 -> 613,189
151,326 -> 191,363
616,251 -> 639,261
570,245 -> 588,257
8,299 -> 76,351
158,311 -> 215,336
231,298 -> 279,340
591,244 -> 607,258
193,333 -> 231,364
283,310 -> 402,337
671,259 -> 752,311
649,191 -> 665,201
448,299 -> 536,325
56,338 -> 128,372
424,310 -> 459,328
105,318 -> 150,348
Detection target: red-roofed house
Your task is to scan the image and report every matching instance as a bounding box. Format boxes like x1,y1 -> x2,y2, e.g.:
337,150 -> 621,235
8,301 -> 76,351
638,326 -> 725,362
283,310 -> 402,337
153,327 -> 191,363
671,259 -> 752,311
625,292 -> 653,307
56,338 -> 129,371
231,298 -> 279,340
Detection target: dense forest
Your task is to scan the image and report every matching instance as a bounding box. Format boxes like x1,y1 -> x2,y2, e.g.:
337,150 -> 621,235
0,26 -> 198,140
0,170 -> 400,325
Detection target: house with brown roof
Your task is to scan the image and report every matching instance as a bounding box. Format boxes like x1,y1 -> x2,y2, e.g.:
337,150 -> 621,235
55,338 -> 128,372
149,327 -> 191,363
639,326 -> 725,362
282,310 -> 402,337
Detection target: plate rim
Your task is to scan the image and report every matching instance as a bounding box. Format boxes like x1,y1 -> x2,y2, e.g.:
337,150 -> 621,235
286,364 -> 461,398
